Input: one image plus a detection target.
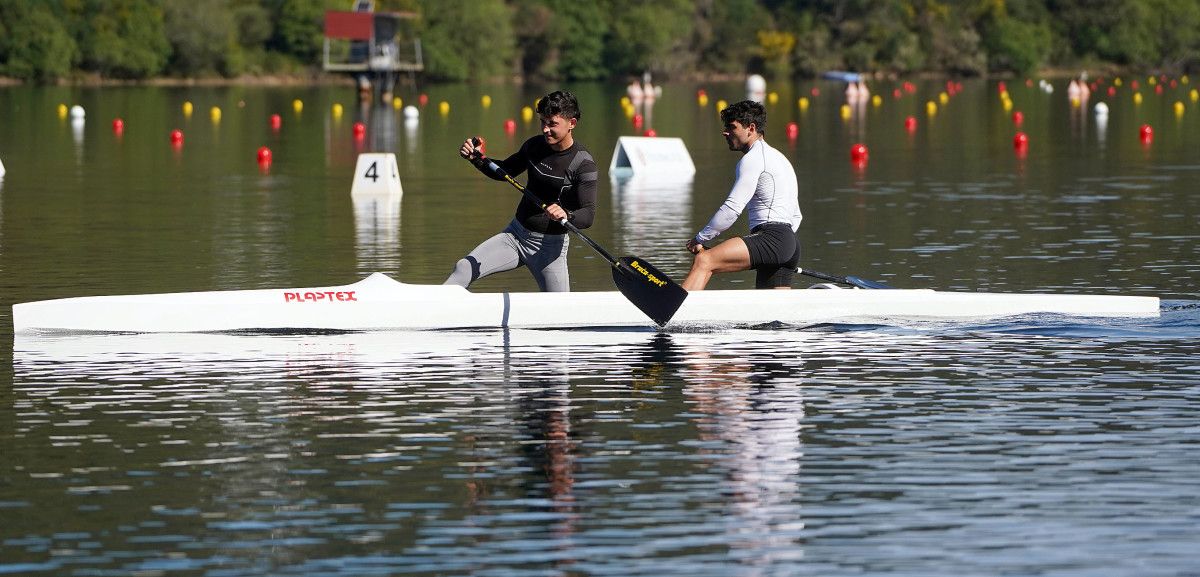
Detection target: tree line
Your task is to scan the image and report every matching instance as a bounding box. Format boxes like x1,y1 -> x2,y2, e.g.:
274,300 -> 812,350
1,0 -> 1197,83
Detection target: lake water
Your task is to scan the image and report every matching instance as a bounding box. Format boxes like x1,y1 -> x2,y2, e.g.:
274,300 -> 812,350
2,79 -> 1198,575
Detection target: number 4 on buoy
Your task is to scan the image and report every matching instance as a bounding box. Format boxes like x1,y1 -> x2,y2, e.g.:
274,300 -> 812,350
350,153 -> 403,197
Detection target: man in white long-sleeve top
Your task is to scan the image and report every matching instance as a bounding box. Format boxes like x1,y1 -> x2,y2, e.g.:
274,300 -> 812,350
683,100 -> 802,291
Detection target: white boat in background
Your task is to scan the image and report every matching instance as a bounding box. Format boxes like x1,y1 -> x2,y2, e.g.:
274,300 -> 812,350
11,272 -> 1160,334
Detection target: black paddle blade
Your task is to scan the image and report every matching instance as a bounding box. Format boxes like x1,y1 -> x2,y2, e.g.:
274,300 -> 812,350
845,275 -> 894,289
613,256 -> 688,327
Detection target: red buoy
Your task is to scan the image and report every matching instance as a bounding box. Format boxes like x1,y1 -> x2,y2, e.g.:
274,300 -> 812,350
892,88 -> 902,100
850,143 -> 868,163
269,114 -> 282,131
1013,132 -> 1028,149
642,129 -> 657,137
1108,86 -> 1116,97
632,114 -> 643,129
904,116 -> 917,132
1139,124 -> 1153,142
503,118 -> 517,133
169,129 -> 184,145
112,118 -> 124,135
353,122 -> 366,138
810,87 -> 820,97
1012,111 -> 1024,126
785,121 -> 799,139
418,93 -> 429,106
257,146 -> 272,163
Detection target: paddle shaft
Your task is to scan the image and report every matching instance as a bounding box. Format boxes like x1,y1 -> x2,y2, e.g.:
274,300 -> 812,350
797,267 -> 893,289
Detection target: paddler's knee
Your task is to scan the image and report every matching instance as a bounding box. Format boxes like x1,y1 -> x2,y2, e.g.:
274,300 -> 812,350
444,257 -> 481,287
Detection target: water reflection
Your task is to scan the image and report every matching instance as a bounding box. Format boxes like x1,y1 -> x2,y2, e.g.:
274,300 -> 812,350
611,175 -> 693,265
352,191 -> 402,274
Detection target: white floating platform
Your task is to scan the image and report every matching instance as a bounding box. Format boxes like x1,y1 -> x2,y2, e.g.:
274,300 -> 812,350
609,136 -> 695,182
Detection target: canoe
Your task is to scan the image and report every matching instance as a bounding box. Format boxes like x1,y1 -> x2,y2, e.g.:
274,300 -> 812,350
11,272 -> 1161,334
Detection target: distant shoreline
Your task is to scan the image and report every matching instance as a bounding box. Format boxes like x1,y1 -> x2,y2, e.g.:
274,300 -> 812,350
0,66 -> 1155,88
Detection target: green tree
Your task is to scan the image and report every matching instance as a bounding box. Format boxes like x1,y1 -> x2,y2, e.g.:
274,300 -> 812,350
601,0 -> 694,77
550,0 -> 608,80
77,0 -> 170,78
163,0 -> 235,76
0,0 -> 78,81
272,0 -> 325,64
418,0 -> 515,81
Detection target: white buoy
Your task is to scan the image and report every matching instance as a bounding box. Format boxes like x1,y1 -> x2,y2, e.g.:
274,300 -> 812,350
0,156 -> 6,177
69,105 -> 85,119
350,153 -> 403,197
403,105 -> 419,119
1094,102 -> 1109,117
745,74 -> 766,102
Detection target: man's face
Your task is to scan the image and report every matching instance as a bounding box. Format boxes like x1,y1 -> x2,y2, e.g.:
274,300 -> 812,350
541,114 -> 576,147
723,119 -> 754,151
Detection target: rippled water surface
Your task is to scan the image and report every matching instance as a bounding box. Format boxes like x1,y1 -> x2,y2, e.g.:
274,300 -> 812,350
2,79 -> 1199,575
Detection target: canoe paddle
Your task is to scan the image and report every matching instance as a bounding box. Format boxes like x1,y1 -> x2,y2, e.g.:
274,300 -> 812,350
469,138 -> 688,327
797,268 -> 894,289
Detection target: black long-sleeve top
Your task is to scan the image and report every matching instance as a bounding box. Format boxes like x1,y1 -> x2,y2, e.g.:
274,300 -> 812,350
473,135 -> 598,234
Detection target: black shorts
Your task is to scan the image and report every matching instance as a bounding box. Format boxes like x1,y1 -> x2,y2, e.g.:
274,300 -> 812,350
744,222 -> 801,288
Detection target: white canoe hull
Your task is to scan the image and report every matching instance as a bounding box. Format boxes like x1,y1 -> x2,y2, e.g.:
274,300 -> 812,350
11,272 -> 1160,334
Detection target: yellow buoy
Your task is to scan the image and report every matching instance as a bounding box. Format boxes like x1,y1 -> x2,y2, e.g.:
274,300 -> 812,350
1002,98 -> 1013,112
767,92 -> 779,104
926,100 -> 937,116
939,92 -> 949,105
620,96 -> 631,107
840,104 -> 851,120
210,106 -> 221,122
481,95 -> 492,108
332,103 -> 344,118
1174,101 -> 1185,116
1114,77 -> 1123,87
623,103 -> 635,118
797,97 -> 809,111
1071,97 -> 1080,108
183,101 -> 193,117
1190,89 -> 1199,102
292,99 -> 303,113
716,99 -> 728,114
1148,76 -> 1157,86
698,94 -> 709,107
999,89 -> 1009,101
1181,75 -> 1189,85
871,94 -> 882,107
57,103 -> 68,118
439,101 -> 450,115
1134,92 -> 1143,105
521,106 -> 533,122
392,96 -> 402,110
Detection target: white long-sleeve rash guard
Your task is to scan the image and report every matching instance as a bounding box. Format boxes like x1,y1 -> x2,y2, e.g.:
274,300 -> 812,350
694,138 -> 802,244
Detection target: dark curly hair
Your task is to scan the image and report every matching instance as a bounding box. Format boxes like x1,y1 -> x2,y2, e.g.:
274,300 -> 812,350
536,90 -> 581,120
720,100 -> 767,134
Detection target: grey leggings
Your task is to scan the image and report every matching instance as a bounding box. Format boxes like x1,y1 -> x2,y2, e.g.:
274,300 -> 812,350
444,218 -> 571,292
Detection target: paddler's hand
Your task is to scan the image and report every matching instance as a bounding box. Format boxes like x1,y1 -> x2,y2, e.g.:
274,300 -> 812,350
686,239 -> 705,254
545,203 -> 569,223
460,137 -> 483,160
